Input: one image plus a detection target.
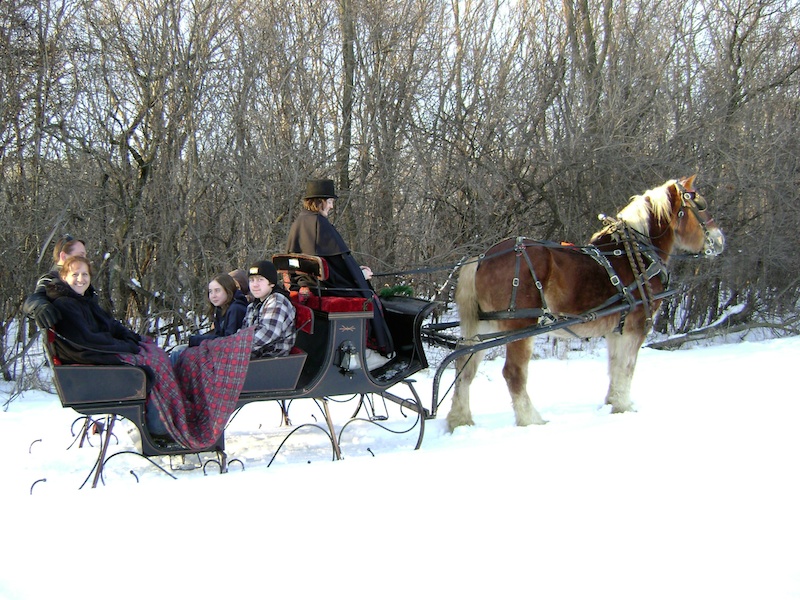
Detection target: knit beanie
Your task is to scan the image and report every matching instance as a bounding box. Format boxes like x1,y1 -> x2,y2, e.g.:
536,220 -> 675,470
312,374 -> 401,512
248,260 -> 278,285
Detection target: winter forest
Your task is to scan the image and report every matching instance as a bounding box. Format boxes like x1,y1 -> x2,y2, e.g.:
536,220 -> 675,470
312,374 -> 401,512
2,0 -> 799,396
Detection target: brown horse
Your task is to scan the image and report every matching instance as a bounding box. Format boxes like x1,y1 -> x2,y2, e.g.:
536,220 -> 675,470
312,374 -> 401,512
447,176 -> 725,431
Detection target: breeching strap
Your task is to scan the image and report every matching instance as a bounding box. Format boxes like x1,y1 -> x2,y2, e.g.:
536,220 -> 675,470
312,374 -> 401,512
478,237 -> 549,321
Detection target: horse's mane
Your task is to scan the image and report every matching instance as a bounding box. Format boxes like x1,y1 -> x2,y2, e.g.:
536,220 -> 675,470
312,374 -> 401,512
592,180 -> 675,241
617,180 -> 674,235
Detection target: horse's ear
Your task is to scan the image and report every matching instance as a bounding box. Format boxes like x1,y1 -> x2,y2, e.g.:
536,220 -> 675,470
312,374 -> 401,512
681,174 -> 697,192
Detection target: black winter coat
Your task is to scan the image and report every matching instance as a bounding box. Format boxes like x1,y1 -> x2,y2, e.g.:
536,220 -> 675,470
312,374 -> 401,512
188,290 -> 249,346
285,208 -> 375,295
24,266 -> 97,319
45,280 -> 139,364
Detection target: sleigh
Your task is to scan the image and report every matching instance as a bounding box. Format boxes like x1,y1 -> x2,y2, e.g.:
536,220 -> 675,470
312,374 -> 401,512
46,178 -> 725,488
45,253 -> 437,487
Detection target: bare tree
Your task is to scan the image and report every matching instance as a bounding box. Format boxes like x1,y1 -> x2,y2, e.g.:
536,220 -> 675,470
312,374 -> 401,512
3,0 -> 800,395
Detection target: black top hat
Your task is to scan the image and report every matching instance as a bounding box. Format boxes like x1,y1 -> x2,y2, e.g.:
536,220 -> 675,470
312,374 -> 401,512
303,179 -> 338,200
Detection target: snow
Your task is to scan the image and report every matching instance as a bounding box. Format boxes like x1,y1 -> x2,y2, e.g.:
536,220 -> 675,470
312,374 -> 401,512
2,336 -> 799,599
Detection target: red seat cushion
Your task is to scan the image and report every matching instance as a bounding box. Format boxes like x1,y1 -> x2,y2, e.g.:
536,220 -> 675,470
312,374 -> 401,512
293,302 -> 314,334
290,292 -> 372,313
46,329 -> 63,365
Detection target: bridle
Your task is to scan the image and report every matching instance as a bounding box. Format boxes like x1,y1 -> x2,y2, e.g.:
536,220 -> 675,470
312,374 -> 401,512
674,181 -> 718,256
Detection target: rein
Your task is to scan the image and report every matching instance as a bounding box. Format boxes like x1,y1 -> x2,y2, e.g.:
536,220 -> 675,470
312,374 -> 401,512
375,235 -> 691,281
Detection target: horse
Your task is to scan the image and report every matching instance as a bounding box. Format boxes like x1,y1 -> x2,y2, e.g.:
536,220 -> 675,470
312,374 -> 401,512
446,175 -> 725,431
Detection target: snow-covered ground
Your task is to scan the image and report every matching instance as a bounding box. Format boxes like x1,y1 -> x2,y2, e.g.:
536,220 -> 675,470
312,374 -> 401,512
1,335 -> 799,599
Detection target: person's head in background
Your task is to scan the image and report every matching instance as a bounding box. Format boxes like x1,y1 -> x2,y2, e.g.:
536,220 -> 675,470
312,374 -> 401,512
229,269 -> 252,301
53,235 -> 87,266
301,179 -> 337,217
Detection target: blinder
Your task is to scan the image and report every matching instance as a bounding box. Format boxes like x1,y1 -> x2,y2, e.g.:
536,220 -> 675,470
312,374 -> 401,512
676,182 -> 708,217
675,180 -> 720,256
683,191 -> 707,211
676,183 -> 707,211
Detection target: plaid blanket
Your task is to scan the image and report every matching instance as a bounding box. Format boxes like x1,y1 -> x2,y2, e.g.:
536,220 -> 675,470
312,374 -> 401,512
120,327 -> 255,450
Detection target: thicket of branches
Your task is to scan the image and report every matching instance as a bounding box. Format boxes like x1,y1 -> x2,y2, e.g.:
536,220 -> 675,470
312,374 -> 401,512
2,0 -> 799,385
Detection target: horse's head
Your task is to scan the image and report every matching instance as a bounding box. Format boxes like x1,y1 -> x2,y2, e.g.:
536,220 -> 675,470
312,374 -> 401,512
608,175 -> 725,261
670,175 -> 725,257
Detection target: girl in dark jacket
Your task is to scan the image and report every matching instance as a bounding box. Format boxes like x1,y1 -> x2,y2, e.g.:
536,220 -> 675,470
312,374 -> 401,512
188,273 -> 248,346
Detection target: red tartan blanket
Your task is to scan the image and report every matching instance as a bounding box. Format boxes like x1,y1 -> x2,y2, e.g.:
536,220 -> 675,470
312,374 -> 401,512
120,327 -> 255,450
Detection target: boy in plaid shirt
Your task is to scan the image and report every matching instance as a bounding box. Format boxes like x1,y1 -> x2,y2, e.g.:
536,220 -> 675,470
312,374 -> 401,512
241,260 -> 296,358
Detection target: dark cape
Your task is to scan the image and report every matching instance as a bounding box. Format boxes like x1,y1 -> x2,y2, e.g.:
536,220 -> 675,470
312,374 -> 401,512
286,208 -> 393,355
45,279 -> 138,364
286,209 -> 372,294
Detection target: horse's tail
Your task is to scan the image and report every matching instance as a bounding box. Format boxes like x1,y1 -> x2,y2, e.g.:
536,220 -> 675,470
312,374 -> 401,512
455,258 -> 480,339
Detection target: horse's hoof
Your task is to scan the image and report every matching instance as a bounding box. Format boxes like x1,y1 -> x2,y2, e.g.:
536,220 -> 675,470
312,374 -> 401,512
515,409 -> 548,426
517,418 -> 548,426
446,416 -> 474,433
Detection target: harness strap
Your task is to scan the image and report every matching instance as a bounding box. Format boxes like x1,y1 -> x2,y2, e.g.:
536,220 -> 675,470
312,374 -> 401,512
507,238 -> 522,312
619,223 -> 655,330
479,237 -> 550,322
478,307 -> 548,321
583,245 -> 634,332
476,235 -> 670,332
510,237 -> 548,313
594,215 -> 671,332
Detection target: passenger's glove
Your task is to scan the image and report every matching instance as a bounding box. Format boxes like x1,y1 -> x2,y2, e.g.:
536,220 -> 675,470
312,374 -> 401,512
31,303 -> 61,330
